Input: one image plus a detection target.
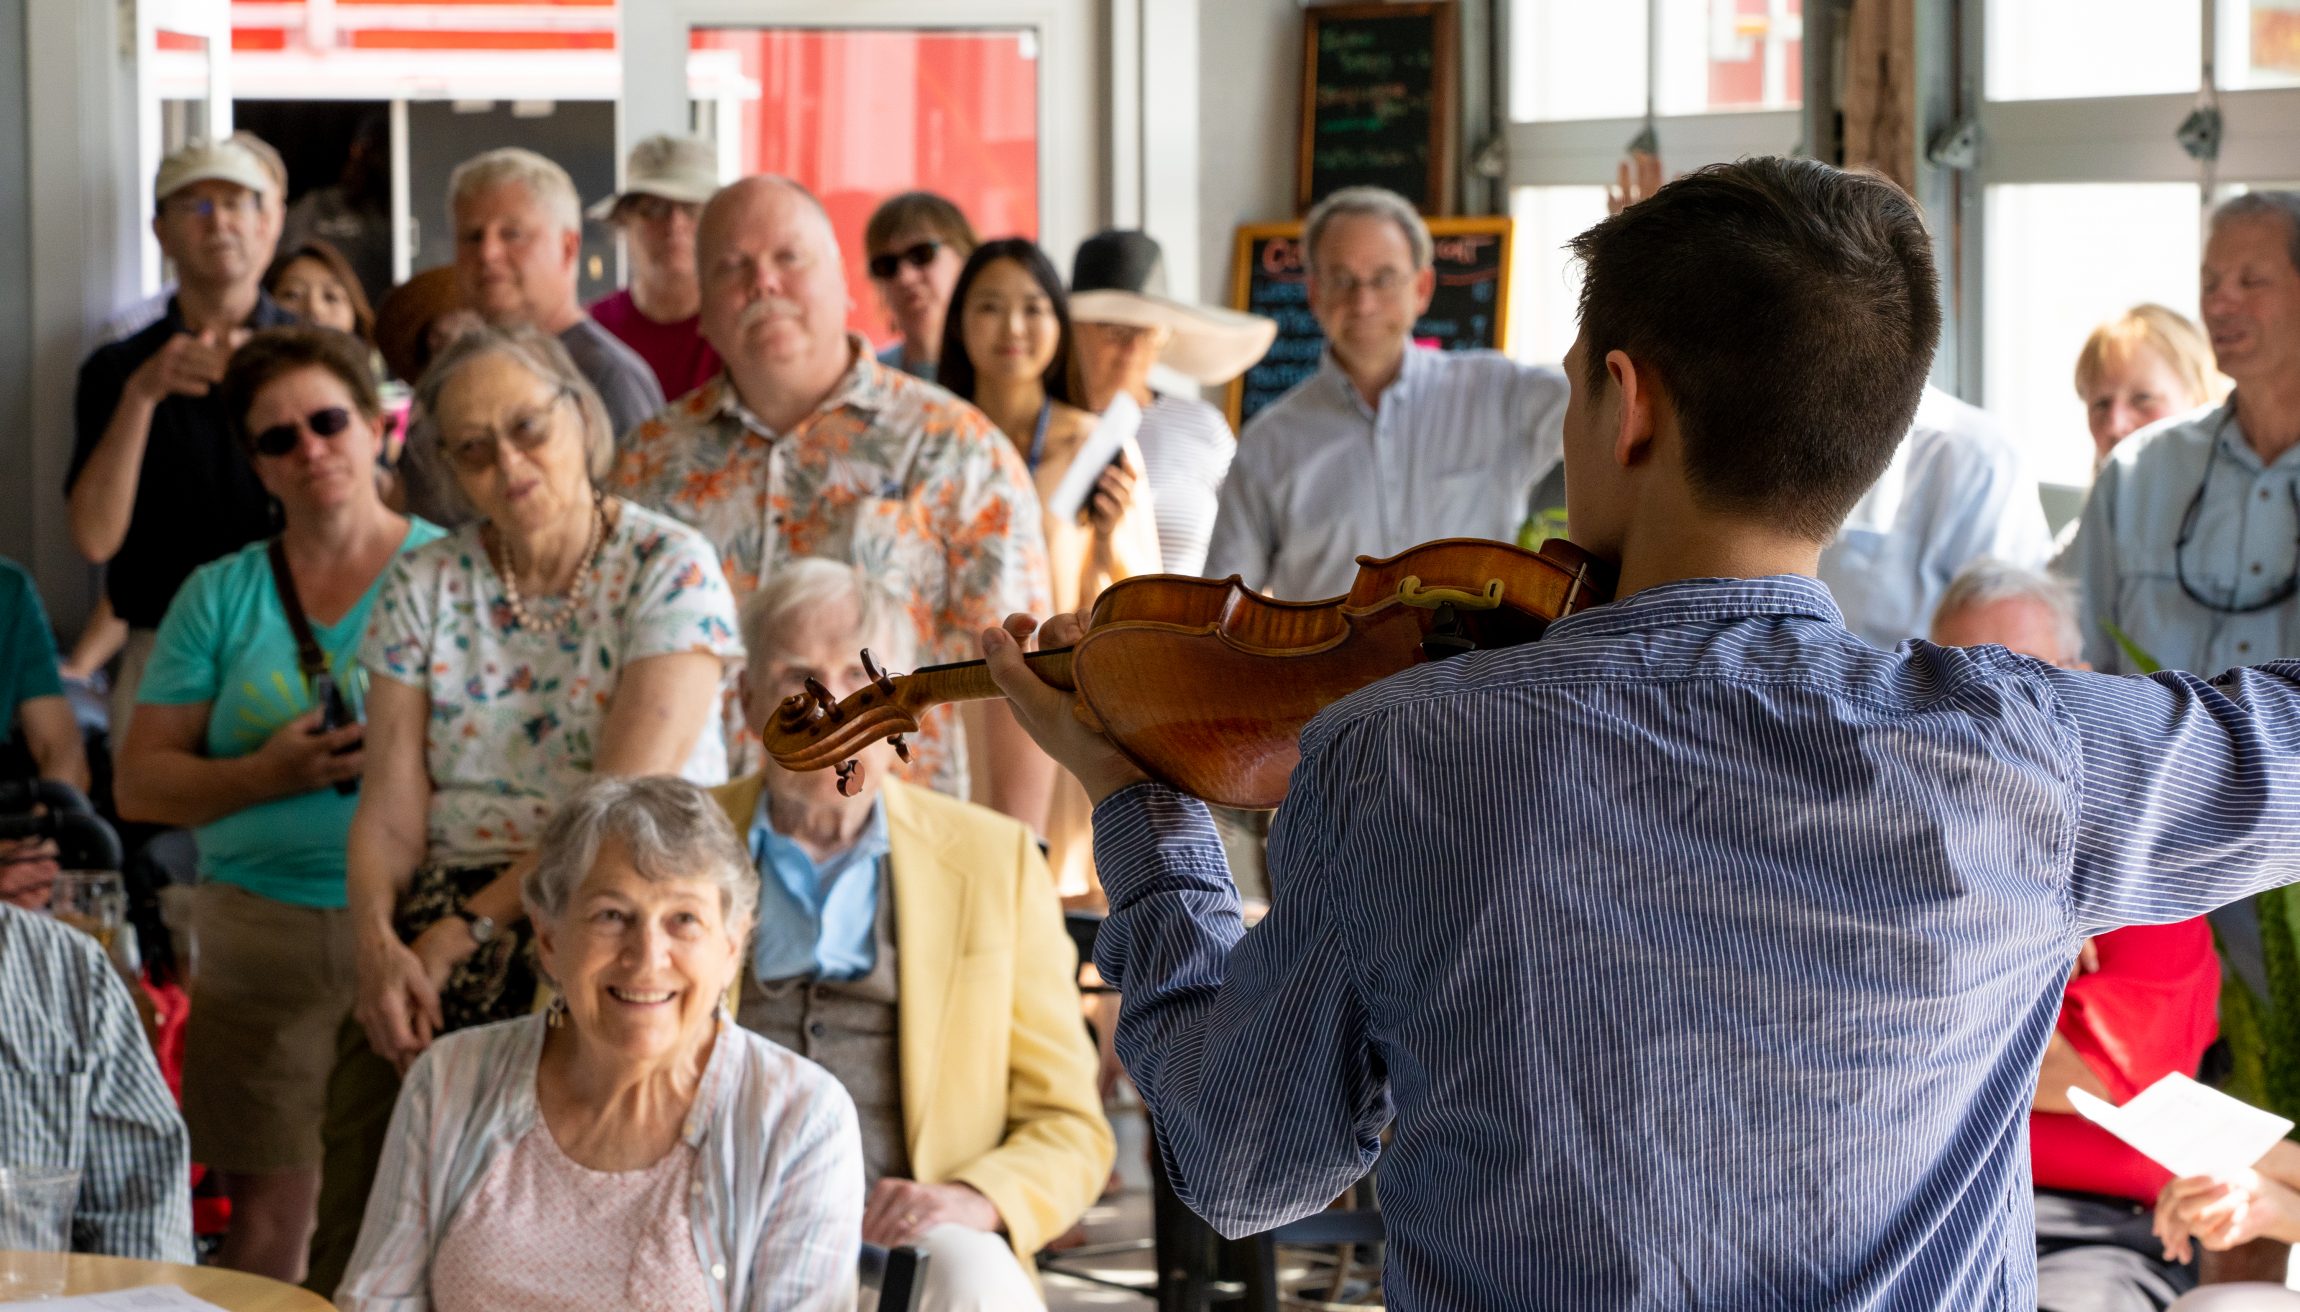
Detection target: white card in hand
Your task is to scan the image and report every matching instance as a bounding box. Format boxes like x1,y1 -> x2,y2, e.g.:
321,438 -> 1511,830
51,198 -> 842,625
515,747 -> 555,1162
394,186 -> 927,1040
2068,1072 -> 2294,1179
1046,392 -> 1140,523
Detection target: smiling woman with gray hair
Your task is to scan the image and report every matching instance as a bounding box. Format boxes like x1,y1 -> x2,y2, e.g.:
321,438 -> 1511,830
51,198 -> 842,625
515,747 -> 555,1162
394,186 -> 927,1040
338,774 -> 865,1312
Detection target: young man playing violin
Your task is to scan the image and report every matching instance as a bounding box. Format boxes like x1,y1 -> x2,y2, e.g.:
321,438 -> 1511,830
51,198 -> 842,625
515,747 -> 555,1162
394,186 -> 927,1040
981,156 -> 2300,1310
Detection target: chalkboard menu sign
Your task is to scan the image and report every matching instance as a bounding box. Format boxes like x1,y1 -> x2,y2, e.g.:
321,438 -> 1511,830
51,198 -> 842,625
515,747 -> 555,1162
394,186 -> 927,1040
1226,215 -> 1515,431
1299,2 -> 1458,214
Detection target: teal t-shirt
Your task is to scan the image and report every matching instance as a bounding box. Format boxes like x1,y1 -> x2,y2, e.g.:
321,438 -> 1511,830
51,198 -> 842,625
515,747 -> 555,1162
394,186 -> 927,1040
0,557 -> 66,750
138,519 -> 443,907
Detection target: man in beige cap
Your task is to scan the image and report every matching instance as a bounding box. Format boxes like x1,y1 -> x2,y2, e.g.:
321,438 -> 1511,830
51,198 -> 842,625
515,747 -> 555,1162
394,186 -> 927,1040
102,130 -> 287,344
588,134 -> 723,401
446,147 -> 663,437
67,138 -> 295,737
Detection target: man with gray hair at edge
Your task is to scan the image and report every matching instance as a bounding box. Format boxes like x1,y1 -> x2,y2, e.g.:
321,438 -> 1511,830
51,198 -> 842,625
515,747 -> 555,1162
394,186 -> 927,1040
447,147 -> 663,438
1203,184 -> 1570,601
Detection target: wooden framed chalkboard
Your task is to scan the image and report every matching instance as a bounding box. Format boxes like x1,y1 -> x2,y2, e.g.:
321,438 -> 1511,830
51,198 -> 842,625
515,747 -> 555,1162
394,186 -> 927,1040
1299,1 -> 1458,215
1226,214 -> 1514,431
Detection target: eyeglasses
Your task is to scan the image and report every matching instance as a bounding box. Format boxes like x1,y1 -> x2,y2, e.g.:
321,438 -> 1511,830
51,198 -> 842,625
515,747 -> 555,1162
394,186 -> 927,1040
1316,267 -> 1412,299
252,406 -> 354,458
868,241 -> 943,280
2174,402 -> 2300,614
163,191 -> 261,220
443,388 -> 572,473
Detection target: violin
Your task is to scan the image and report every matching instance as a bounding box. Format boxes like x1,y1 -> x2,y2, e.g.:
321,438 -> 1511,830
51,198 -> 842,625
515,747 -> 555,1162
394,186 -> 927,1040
764,537 -> 1616,810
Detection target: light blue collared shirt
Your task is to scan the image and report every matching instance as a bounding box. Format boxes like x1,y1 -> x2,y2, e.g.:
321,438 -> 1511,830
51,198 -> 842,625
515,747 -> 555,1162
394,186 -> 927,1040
1206,345 -> 1567,601
1091,572 -> 2300,1310
1817,387 -> 2055,649
748,794 -> 888,983
2076,397 -> 2300,677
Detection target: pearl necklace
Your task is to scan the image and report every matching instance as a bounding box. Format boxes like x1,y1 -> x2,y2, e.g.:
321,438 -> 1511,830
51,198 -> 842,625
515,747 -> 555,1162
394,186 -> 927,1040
494,497 -> 608,634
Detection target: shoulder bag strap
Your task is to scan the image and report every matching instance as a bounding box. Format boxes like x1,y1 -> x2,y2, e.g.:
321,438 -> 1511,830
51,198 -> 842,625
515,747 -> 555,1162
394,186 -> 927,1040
266,536 -> 329,681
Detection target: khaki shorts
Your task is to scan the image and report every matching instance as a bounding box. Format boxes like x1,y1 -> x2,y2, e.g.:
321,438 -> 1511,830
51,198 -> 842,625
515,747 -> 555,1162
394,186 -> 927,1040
182,881 -> 357,1173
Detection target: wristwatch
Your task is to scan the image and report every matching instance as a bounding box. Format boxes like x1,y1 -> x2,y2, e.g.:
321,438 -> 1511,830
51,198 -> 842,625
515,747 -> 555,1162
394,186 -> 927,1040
456,910 -> 500,945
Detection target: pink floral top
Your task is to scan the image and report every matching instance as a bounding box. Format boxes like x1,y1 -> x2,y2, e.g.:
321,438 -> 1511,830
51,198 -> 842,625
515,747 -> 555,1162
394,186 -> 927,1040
606,338 -> 1052,797
429,1122 -> 712,1312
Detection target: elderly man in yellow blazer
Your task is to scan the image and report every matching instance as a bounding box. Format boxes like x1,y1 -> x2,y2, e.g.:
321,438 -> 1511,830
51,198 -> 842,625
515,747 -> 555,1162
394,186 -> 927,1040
714,557 -> 1112,1311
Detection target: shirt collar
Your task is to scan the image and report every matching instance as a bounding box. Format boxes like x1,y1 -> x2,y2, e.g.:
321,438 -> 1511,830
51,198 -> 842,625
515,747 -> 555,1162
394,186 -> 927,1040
710,333 -> 886,440
748,789 -> 891,895
1542,574 -> 1845,643
1317,341 -> 1434,419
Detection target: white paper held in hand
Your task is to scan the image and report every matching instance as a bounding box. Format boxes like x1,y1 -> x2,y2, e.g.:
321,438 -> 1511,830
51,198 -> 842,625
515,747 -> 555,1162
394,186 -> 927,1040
1046,392 -> 1140,523
0,1287 -> 229,1309
2068,1072 -> 2294,1179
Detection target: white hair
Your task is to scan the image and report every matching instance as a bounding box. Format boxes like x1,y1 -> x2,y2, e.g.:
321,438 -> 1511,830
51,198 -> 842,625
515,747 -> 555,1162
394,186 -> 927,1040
448,147 -> 583,237
1304,185 -> 1434,273
738,557 -> 916,673
1930,558 -> 2083,661
525,775 -> 758,931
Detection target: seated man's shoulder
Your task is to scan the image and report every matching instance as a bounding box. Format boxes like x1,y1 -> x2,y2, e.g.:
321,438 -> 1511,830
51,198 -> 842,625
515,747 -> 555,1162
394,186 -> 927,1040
1435,347 -> 1565,389
0,903 -> 109,987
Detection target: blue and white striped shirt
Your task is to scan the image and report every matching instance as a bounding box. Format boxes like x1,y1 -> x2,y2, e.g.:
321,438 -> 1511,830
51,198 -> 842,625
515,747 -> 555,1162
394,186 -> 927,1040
0,903 -> 192,1263
1091,573 -> 2300,1311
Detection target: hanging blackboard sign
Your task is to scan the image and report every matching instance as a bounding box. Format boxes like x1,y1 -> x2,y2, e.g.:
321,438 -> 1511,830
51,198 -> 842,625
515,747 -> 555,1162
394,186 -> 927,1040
1299,1 -> 1458,215
1226,215 -> 1514,431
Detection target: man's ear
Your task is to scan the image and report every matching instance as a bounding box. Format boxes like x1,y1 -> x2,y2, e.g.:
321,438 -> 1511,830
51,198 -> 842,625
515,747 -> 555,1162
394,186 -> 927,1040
560,226 -> 582,271
1606,349 -> 1658,470
1411,264 -> 1437,317
735,667 -> 762,737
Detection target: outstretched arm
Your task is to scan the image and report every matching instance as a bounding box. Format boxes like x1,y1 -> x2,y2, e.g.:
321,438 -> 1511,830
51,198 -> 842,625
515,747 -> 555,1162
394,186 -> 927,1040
982,615 -> 1387,1236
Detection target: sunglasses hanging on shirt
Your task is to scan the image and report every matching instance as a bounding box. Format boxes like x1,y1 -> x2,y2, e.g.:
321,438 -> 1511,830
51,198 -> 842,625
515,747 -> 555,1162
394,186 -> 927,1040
2173,401 -> 2300,614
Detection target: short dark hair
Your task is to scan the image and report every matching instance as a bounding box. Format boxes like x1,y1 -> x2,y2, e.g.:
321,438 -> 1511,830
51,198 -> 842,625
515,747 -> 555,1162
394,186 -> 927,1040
221,326 -> 384,456
265,240 -> 378,345
1567,156 -> 1940,540
936,238 -> 1076,409
864,191 -> 979,261
2211,190 -> 2300,274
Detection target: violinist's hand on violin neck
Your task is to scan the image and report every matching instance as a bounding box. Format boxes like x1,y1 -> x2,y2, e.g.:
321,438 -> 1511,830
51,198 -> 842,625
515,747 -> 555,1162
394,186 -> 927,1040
982,612 -> 1149,805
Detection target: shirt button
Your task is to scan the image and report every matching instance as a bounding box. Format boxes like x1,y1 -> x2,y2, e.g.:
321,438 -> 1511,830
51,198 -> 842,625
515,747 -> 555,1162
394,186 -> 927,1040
2263,489 -> 2274,501
2240,641 -> 2254,654
711,1263 -> 727,1282
2255,562 -> 2266,574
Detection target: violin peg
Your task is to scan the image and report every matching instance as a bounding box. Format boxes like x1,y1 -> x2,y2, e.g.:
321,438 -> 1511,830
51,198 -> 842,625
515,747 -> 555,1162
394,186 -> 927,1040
804,676 -> 845,723
861,648 -> 898,697
888,734 -> 912,764
834,759 -> 859,796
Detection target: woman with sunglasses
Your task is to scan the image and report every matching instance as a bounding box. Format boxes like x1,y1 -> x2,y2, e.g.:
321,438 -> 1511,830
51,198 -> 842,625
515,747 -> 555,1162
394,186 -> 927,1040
940,238 -> 1160,906
864,191 -> 977,380
302,324 -> 742,1294
114,326 -> 442,1282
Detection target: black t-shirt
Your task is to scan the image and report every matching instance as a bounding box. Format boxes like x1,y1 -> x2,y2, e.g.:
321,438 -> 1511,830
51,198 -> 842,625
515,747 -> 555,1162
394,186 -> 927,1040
67,295 -> 293,628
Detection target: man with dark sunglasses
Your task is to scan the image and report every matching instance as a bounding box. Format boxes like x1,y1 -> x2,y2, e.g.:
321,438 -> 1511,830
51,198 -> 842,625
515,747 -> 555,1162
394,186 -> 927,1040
586,135 -> 723,402
861,191 -> 977,380
66,139 -> 294,741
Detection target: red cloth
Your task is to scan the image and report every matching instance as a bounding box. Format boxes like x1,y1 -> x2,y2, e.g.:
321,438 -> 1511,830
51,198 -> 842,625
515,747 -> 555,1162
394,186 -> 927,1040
588,289 -> 720,403
2029,918 -> 2220,1205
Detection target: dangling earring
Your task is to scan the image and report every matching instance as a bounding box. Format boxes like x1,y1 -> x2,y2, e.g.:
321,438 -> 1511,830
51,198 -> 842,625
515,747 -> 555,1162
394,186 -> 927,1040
546,995 -> 569,1030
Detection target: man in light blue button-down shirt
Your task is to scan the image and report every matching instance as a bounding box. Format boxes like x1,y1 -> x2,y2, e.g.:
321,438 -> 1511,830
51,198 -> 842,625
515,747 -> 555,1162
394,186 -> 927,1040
2076,188 -> 2300,1133
1206,187 -> 1567,601
984,159 -> 2300,1310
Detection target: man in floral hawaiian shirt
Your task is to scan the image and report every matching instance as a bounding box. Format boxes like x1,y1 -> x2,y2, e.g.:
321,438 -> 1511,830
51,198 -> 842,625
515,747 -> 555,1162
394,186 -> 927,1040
609,175 -> 1055,825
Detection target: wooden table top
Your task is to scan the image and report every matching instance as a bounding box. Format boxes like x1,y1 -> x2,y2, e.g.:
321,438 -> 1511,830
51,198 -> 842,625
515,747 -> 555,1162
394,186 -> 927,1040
2,1251 -> 332,1310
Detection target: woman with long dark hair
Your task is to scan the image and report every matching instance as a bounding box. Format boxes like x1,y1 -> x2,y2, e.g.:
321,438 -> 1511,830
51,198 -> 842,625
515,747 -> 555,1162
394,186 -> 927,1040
938,239 -> 1158,904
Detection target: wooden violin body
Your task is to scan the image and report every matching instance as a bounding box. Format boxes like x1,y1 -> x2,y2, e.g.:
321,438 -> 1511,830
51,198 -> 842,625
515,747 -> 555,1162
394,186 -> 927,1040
764,537 -> 1614,809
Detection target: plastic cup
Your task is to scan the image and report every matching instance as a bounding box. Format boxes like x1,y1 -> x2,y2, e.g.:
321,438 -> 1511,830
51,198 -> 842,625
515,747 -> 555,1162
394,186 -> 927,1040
0,1165 -> 80,1299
